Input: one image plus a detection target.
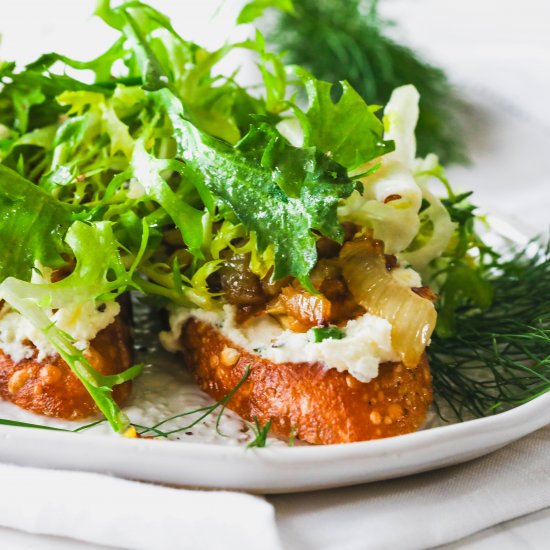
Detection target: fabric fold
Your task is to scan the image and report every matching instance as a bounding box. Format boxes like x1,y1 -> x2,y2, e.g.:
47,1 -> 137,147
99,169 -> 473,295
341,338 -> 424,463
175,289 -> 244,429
270,427 -> 550,550
0,463 -> 282,550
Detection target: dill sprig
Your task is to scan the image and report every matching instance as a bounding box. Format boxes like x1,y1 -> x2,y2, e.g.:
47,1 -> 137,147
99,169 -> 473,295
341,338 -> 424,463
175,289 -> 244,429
0,418 -> 73,432
0,367 -> 252,439
267,0 -> 468,164
246,416 -> 273,448
137,365 -> 251,438
429,243 -> 550,420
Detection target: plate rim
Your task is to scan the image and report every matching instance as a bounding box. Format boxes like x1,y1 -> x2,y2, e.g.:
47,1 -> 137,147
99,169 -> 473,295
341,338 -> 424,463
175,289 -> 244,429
1,389 -> 548,462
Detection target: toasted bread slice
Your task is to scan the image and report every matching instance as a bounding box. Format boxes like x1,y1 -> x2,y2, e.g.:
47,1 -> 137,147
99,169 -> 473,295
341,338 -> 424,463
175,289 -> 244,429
0,314 -> 132,420
180,318 -> 433,444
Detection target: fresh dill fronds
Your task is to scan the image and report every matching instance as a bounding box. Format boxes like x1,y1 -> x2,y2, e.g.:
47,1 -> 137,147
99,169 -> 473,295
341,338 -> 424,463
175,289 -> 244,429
429,243 -> 550,420
73,419 -> 107,432
0,367 -> 252,440
267,0 -> 468,164
131,423 -> 169,438
247,416 -> 273,448
0,417 -> 167,437
0,418 -> 72,432
138,365 -> 251,438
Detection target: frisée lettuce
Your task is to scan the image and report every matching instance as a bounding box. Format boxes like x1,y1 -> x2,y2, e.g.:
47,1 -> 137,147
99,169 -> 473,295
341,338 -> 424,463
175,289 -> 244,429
0,0 -> 501,431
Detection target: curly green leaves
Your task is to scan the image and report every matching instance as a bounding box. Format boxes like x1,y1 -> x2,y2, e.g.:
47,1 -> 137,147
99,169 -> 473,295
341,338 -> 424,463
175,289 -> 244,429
296,71 -> 394,171
0,165 -> 72,282
237,0 -> 295,25
158,90 -> 355,284
0,221 -> 142,432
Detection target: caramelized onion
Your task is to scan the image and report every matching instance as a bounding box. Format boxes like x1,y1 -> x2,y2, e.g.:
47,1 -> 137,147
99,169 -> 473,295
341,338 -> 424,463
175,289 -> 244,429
340,239 -> 436,368
272,286 -> 332,331
218,255 -> 265,306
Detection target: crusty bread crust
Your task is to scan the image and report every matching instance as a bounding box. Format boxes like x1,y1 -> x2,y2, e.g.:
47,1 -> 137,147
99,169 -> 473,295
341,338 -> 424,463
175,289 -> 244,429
180,318 -> 433,444
0,314 -> 132,420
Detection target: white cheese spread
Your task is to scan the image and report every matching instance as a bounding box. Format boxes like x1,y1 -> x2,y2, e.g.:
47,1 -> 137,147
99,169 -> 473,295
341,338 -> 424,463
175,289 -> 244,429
0,300 -> 120,363
161,304 -> 400,383
0,263 -> 121,363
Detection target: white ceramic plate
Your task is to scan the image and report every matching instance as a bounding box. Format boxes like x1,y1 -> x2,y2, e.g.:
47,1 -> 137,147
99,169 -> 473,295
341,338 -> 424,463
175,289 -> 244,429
0,215 -> 546,494
0,392 -> 549,494
0,89 -> 548,494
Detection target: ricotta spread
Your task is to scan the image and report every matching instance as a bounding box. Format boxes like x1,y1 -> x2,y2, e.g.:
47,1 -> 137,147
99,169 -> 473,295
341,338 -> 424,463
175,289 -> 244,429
0,262 -> 122,363
0,301 -> 120,364
161,304 -> 400,383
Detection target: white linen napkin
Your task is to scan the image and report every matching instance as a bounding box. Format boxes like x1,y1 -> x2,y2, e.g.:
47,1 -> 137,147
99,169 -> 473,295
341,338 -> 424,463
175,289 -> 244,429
270,426 -> 550,550
0,427 -> 548,549
0,463 -> 282,550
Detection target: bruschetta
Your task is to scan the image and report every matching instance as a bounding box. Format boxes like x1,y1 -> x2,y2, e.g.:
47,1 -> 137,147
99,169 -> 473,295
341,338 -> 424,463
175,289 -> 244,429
165,236 -> 437,444
180,318 -> 432,444
0,303 -> 133,420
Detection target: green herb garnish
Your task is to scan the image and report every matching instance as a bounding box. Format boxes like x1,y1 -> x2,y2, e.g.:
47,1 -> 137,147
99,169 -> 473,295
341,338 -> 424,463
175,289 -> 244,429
267,0 -> 468,164
238,0 -> 295,24
429,243 -> 550,419
0,418 -> 73,432
138,366 -> 251,438
0,366 -> 252,438
247,416 -> 273,448
311,326 -> 345,343
0,165 -> 72,281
